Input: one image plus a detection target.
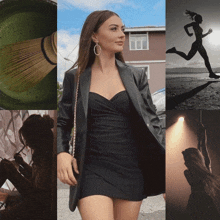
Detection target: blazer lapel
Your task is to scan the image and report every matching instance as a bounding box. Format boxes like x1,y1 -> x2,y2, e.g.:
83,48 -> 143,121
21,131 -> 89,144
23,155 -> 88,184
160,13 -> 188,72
79,67 -> 91,118
116,60 -> 142,118
79,61 -> 143,120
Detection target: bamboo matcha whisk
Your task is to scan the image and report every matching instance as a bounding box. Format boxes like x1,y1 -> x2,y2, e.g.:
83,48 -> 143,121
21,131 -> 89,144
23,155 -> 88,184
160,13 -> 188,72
0,32 -> 57,92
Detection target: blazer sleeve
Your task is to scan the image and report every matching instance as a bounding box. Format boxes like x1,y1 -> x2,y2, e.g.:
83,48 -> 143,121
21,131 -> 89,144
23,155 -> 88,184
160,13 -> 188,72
57,70 -> 75,154
138,69 -> 165,148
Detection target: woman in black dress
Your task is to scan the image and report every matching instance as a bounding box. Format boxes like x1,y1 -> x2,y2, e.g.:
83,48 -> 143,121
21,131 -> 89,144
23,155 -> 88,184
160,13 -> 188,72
57,10 -> 165,220
0,114 -> 54,220
166,10 -> 220,79
182,148 -> 220,219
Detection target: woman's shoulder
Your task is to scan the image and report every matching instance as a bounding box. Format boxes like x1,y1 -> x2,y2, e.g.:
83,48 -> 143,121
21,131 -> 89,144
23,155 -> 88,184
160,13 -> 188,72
126,64 -> 146,84
64,68 -> 78,78
126,63 -> 143,74
191,22 -> 198,27
185,21 -> 196,27
116,59 -> 144,78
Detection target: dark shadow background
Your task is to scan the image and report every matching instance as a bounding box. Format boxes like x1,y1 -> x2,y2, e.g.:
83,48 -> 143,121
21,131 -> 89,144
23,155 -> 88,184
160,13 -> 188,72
166,110 -> 220,220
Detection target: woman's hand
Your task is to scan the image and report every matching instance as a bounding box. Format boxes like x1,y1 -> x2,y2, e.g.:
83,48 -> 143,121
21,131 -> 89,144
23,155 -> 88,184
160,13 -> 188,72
208,28 -> 213,34
57,152 -> 79,186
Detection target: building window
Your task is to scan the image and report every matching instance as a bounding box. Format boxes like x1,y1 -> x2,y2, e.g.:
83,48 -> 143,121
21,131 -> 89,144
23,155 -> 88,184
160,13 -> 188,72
129,32 -> 148,50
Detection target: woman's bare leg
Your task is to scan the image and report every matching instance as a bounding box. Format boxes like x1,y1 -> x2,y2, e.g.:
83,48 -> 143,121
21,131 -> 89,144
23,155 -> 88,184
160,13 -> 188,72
175,48 -> 197,60
78,195 -> 114,220
113,199 -> 142,220
198,45 -> 213,73
198,45 -> 220,78
167,42 -> 198,60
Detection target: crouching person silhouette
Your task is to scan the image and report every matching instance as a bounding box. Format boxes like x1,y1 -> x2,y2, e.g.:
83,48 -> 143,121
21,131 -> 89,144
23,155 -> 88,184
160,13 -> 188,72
0,114 -> 54,220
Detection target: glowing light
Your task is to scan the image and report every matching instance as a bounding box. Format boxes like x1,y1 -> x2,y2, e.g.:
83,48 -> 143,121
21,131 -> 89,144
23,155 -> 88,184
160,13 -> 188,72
178,117 -> 184,122
208,30 -> 220,46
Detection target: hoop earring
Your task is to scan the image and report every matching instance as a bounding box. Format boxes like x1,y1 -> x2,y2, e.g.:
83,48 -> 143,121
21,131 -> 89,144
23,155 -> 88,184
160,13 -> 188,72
94,42 -> 101,56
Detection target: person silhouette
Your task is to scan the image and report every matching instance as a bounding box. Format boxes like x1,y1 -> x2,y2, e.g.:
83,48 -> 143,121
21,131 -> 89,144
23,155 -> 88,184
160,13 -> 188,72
166,10 -> 220,79
182,148 -> 220,219
0,114 -> 54,220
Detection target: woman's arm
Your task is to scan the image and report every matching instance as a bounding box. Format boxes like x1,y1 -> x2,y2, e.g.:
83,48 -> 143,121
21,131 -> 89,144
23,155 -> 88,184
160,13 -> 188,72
197,124 -> 212,172
202,28 -> 212,38
138,69 -> 165,148
57,70 -> 75,154
57,70 -> 79,185
0,159 -> 33,193
184,23 -> 194,37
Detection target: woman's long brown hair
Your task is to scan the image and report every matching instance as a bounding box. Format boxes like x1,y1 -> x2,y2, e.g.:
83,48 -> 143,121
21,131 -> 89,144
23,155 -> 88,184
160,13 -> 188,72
67,10 -> 125,75
182,148 -> 220,214
185,10 -> 202,22
19,114 -> 54,165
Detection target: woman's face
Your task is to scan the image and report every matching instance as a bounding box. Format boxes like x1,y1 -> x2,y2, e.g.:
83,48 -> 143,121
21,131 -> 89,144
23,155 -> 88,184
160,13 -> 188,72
93,15 -> 125,55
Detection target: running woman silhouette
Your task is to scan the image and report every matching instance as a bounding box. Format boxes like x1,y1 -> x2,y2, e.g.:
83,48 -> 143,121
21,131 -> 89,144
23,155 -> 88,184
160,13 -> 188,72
166,10 -> 220,79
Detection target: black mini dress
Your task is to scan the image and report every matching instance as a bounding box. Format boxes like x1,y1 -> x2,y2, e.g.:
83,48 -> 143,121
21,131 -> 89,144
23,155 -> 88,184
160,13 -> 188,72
79,90 -> 145,201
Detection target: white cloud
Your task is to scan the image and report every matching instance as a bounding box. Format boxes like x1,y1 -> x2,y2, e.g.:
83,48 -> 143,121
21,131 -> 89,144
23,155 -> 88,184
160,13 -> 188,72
57,30 -> 80,82
58,0 -> 125,11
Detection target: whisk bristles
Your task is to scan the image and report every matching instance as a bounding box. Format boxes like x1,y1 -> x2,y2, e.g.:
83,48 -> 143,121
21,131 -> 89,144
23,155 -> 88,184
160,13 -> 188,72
0,32 -> 57,92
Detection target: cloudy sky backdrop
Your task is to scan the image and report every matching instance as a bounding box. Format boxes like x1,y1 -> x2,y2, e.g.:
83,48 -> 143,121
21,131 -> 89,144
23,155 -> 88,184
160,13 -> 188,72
58,0 -> 165,82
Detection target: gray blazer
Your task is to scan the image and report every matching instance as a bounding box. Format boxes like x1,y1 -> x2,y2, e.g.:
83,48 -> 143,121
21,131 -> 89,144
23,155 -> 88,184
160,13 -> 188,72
57,59 -> 165,212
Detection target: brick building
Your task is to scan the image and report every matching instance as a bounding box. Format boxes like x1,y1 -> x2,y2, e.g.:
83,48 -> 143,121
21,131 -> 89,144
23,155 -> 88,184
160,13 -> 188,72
123,26 -> 165,93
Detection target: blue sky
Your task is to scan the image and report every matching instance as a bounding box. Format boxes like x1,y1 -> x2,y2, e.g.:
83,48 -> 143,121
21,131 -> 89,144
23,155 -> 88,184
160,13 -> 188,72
57,0 -> 165,82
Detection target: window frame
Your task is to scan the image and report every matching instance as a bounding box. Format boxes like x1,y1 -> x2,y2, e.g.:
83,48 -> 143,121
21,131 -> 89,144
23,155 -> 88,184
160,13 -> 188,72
129,32 -> 149,51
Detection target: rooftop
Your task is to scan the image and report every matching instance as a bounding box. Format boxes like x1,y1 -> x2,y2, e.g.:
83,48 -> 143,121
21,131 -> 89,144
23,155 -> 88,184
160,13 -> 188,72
125,26 -> 165,32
